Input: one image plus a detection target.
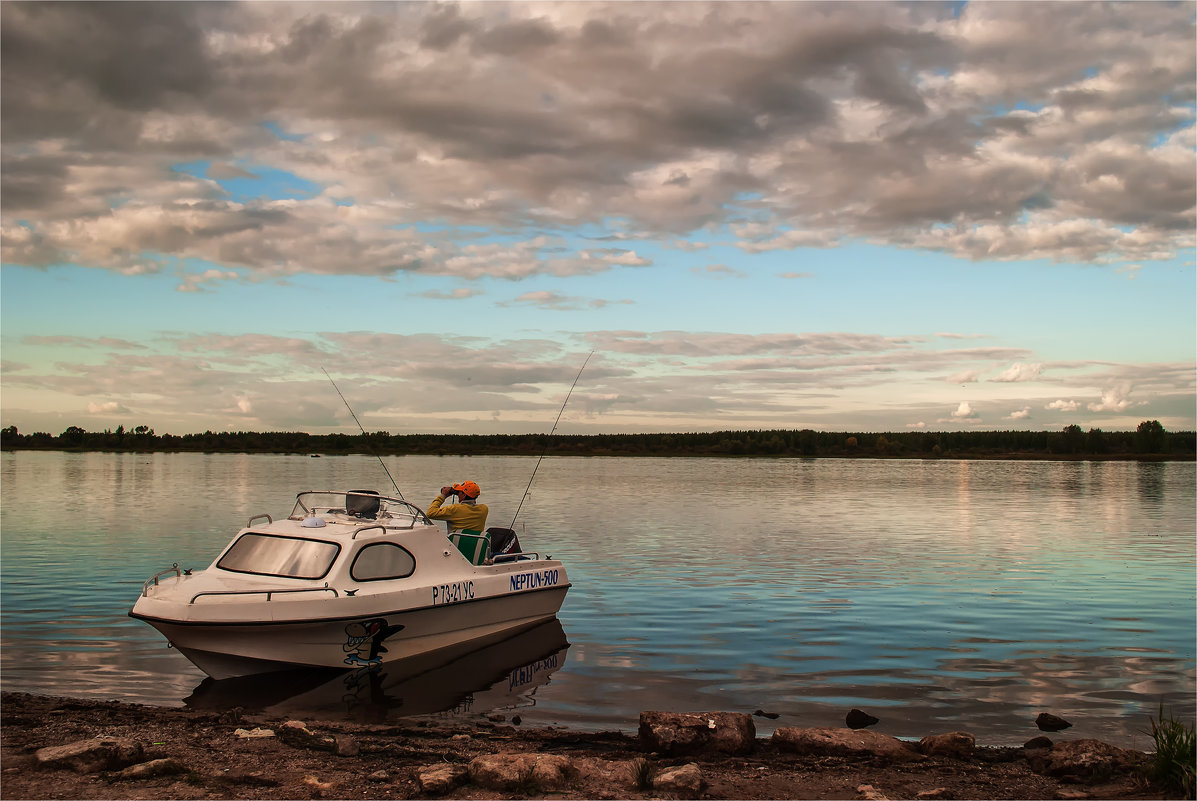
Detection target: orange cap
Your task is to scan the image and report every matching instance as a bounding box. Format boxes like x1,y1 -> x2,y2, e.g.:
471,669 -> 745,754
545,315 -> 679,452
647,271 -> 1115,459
453,481 -> 480,499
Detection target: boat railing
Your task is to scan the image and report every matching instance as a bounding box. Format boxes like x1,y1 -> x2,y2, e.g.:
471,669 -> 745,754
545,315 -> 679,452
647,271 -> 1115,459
367,516 -> 422,530
141,563 -> 182,596
190,586 -> 340,604
351,525 -> 385,540
247,513 -> 273,527
493,552 -> 540,563
291,490 -> 431,527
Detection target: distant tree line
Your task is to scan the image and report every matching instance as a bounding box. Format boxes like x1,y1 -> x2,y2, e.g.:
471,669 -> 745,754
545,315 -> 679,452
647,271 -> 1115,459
1,421 -> 1192,459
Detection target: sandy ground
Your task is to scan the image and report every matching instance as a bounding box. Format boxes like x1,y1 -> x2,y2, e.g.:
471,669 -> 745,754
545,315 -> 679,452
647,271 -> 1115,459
0,692 -> 1169,800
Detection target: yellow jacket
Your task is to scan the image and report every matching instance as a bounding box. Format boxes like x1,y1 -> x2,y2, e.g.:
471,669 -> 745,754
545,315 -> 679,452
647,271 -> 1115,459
426,495 -> 489,532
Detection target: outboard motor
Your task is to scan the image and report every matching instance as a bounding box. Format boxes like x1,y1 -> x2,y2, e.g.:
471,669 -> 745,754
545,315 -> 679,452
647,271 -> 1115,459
487,527 -> 522,556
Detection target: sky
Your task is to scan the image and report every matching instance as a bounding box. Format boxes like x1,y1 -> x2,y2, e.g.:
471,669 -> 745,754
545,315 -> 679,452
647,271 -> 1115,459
1,1 -> 1194,437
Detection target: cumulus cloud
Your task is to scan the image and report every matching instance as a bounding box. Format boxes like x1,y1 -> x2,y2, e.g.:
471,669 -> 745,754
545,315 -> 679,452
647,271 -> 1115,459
951,401 -> 978,419
176,268 -> 243,293
1006,407 -> 1032,420
1046,399 -> 1080,412
948,369 -> 982,384
1,1 -> 1192,280
1088,383 -> 1140,412
992,362 -> 1044,382
87,401 -> 129,415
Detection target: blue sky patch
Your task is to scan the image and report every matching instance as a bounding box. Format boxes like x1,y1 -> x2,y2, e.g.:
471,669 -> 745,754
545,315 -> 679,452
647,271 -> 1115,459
172,160 -> 322,203
262,121 -> 305,142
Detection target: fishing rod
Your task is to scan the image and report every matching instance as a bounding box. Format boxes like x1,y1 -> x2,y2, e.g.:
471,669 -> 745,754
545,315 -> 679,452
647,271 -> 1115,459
321,367 -> 404,500
509,351 -> 593,529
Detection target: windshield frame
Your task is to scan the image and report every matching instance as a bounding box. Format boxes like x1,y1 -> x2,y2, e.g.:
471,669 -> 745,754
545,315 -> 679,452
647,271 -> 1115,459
290,490 -> 429,528
216,532 -> 342,580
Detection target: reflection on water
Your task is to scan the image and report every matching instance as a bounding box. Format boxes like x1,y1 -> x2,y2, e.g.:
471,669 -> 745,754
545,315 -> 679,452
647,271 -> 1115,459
184,618 -> 569,723
1,452 -> 1193,748
1137,461 -> 1167,506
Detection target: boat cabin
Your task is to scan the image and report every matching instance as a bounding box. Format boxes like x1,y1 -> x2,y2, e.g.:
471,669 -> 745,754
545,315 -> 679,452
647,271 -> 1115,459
190,491 -> 530,600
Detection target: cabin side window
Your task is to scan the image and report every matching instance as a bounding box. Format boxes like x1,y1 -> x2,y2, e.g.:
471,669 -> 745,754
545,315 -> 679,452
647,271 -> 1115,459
351,543 -> 416,582
217,533 -> 340,580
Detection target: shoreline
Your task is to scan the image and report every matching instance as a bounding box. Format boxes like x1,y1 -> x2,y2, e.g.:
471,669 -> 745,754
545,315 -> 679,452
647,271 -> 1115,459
3,447 -> 1193,461
1,691 -> 1169,800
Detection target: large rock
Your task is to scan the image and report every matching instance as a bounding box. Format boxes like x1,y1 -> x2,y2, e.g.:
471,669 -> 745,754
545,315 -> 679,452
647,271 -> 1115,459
918,731 -> 975,758
302,775 -> 334,798
275,720 -> 357,755
653,763 -> 706,797
277,720 -> 334,750
638,711 -> 756,755
772,727 -> 925,763
115,758 -> 188,780
234,727 -> 275,739
1028,739 -> 1146,781
417,764 -> 468,793
1035,713 -> 1073,732
332,734 -> 359,756
35,738 -> 145,773
468,753 -> 576,791
846,709 -> 880,729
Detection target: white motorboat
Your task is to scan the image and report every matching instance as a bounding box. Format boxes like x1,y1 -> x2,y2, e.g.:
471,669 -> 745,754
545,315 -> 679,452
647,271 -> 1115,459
130,490 -> 570,680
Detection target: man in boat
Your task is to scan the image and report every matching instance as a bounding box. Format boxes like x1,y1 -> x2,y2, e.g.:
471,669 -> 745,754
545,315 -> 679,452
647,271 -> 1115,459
426,481 -> 488,533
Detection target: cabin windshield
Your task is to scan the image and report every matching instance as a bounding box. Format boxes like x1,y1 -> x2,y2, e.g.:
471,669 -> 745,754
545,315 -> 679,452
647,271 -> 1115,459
217,533 -> 340,579
290,490 -> 426,527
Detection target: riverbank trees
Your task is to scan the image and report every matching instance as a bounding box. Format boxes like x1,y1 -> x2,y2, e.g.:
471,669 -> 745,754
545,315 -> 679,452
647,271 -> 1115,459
1,423 -> 1192,459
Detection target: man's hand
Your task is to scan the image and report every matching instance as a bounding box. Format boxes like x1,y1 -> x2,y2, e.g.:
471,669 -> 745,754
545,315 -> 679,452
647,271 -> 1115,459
440,486 -> 454,497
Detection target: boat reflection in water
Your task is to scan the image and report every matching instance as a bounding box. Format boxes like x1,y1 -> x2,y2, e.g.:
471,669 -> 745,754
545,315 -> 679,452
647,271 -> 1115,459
184,618 -> 569,723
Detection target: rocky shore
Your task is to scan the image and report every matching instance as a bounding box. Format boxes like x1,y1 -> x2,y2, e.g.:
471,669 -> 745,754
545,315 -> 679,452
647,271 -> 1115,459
0,692 -> 1170,800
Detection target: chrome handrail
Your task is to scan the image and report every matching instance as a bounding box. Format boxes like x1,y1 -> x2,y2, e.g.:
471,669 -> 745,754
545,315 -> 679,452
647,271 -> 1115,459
383,514 -> 426,526
493,552 -> 540,563
190,586 -> 339,604
352,524 -> 385,540
247,513 -> 273,527
142,563 -> 182,596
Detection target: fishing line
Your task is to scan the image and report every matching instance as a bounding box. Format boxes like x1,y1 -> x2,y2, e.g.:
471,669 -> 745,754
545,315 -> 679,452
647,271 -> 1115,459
322,367 -> 404,500
509,351 -> 593,529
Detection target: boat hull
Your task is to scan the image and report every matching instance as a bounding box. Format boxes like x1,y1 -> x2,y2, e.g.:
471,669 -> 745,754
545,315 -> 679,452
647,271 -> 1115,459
137,585 -> 568,680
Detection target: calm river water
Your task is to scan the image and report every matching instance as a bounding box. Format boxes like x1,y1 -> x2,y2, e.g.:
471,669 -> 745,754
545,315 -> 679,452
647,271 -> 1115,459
1,451 -> 1193,747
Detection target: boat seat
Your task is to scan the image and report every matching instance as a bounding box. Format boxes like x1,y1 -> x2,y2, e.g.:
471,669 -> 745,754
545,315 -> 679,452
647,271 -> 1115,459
345,490 -> 380,519
450,529 -> 490,565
